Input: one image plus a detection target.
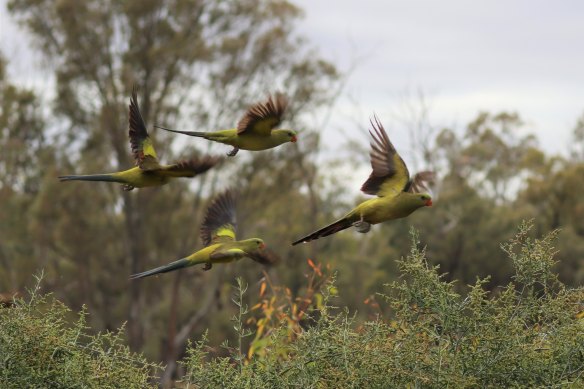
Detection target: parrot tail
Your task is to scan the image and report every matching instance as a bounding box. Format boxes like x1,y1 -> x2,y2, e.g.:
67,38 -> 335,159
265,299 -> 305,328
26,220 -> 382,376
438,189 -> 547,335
154,125 -> 208,138
58,174 -> 123,183
292,217 -> 353,245
130,258 -> 191,280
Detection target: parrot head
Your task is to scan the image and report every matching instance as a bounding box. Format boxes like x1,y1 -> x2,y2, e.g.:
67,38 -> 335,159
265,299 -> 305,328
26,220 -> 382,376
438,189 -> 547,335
242,238 -> 266,252
273,129 -> 298,144
419,193 -> 433,207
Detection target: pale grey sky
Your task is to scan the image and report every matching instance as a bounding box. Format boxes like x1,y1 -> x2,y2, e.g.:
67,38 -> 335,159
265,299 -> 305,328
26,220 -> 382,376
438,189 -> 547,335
294,0 -> 584,157
2,0 -> 583,160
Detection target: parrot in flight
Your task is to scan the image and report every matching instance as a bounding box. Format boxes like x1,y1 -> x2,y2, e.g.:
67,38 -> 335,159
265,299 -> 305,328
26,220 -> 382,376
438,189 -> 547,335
154,93 -> 297,157
58,88 -> 222,191
130,190 -> 278,279
292,116 -> 434,245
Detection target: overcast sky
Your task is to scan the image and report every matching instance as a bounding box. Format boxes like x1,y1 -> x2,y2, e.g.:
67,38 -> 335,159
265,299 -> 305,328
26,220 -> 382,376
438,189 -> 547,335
2,1 -> 583,159
294,0 -> 584,157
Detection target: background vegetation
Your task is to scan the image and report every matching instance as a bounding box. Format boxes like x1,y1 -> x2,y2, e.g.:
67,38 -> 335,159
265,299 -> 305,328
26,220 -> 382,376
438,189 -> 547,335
1,0 -> 583,387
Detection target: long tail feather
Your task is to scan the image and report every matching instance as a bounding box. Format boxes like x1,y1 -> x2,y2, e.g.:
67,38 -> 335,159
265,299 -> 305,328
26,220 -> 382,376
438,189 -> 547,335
130,258 -> 192,280
154,125 -> 207,138
292,217 -> 353,245
58,174 -> 123,183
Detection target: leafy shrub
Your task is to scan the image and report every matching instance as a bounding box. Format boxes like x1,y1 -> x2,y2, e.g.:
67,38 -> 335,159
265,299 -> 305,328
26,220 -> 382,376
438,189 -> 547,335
2,222 -> 583,388
0,276 -> 159,389
181,221 -> 584,388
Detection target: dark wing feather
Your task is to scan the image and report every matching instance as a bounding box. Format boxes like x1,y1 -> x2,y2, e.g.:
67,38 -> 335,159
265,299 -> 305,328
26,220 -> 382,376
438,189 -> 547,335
360,115 -> 410,198
129,86 -> 159,169
157,155 -> 223,177
247,247 -> 280,266
200,190 -> 237,246
405,171 -> 435,193
237,93 -> 288,136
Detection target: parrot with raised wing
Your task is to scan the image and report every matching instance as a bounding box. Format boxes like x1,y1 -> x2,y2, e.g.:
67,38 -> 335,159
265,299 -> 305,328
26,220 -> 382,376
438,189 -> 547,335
155,93 -> 296,157
130,190 -> 278,279
292,116 -> 434,245
59,88 -> 222,190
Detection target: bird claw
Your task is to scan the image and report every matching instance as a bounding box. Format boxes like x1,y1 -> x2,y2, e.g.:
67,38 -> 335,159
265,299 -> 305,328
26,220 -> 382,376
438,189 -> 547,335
352,215 -> 371,233
122,184 -> 135,191
227,147 -> 239,157
203,263 -> 212,271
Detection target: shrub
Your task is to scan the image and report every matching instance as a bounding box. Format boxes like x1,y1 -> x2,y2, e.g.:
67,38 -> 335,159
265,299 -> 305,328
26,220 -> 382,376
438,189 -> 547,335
2,222 -> 583,388
181,221 -> 584,388
0,275 -> 159,389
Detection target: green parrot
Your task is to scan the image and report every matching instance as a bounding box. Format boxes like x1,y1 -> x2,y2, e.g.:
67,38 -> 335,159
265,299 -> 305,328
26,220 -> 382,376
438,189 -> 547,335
130,190 -> 278,279
59,88 -> 222,191
155,93 -> 297,157
292,116 -> 434,245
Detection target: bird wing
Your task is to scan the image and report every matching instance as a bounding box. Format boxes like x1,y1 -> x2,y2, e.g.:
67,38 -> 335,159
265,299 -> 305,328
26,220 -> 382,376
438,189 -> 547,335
360,116 -> 410,198
210,248 -> 246,261
247,247 -> 280,266
129,87 -> 160,170
200,190 -> 237,246
236,93 -> 288,136
405,171 -> 435,194
156,156 -> 223,177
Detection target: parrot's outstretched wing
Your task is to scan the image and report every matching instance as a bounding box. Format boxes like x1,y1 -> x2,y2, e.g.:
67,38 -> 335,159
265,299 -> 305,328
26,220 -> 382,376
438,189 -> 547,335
405,171 -> 435,194
360,116 -> 410,198
237,93 -> 287,136
210,248 -> 246,261
157,156 -> 223,177
247,247 -> 280,266
129,87 -> 160,170
200,190 -> 237,246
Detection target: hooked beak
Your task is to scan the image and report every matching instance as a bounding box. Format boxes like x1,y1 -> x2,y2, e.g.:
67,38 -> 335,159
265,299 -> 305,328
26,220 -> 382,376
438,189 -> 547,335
291,135 -> 297,143
425,199 -> 433,207
259,242 -> 266,249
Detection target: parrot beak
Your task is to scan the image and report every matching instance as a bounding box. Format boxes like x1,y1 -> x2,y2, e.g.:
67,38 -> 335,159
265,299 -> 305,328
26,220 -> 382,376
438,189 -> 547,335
291,135 -> 297,143
425,199 -> 433,207
259,242 -> 266,249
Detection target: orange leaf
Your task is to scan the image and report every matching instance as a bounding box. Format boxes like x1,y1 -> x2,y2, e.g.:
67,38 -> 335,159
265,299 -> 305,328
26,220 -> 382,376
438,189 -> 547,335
259,281 -> 266,297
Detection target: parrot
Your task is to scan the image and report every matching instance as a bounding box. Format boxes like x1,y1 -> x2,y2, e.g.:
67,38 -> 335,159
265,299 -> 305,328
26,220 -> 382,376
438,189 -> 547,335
58,88 -> 222,191
154,93 -> 297,157
130,190 -> 278,279
292,116 -> 434,245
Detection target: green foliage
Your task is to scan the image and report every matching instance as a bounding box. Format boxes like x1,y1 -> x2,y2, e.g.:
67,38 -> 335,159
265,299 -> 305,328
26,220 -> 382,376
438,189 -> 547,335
0,275 -> 159,388
181,223 -> 584,388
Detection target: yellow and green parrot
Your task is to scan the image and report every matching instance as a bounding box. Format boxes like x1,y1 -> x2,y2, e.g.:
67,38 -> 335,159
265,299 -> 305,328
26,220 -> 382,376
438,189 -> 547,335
292,116 -> 434,245
59,89 -> 222,190
130,190 -> 278,279
155,93 -> 297,157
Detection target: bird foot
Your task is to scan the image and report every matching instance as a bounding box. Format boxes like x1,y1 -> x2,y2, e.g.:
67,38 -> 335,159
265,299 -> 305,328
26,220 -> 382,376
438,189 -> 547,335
227,147 -> 239,157
122,184 -> 135,191
353,220 -> 371,233
203,263 -> 212,271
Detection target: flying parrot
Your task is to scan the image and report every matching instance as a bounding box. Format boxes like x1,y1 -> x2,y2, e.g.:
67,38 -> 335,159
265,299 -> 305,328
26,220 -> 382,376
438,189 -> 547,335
58,88 -> 222,191
292,116 -> 434,245
130,190 -> 278,279
154,93 -> 297,157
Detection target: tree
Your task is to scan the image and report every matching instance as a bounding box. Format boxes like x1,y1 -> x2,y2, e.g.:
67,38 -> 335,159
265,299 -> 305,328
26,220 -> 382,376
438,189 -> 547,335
0,52 -> 47,292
